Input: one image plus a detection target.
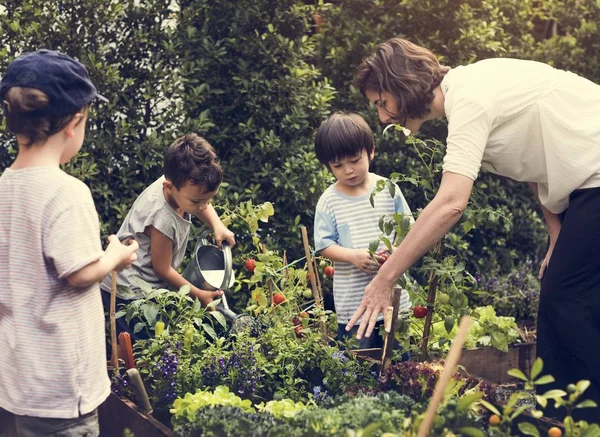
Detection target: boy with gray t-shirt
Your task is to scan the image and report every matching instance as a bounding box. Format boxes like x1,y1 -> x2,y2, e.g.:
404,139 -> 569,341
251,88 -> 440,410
100,134 -> 235,338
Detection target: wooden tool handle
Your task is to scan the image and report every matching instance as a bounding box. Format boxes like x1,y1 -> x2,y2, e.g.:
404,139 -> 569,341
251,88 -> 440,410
417,316 -> 473,437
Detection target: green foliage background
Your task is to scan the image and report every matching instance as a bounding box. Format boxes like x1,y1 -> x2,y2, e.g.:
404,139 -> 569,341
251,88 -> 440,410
1,0 -> 598,277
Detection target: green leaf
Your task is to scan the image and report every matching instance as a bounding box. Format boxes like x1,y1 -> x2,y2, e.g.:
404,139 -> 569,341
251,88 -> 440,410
444,315 -> 455,334
534,375 -> 556,385
518,422 -> 540,437
207,298 -> 221,309
387,181 -> 396,198
202,323 -> 218,340
142,302 -> 159,326
507,369 -> 528,382
456,392 -> 483,411
509,404 -> 529,420
133,322 -> 145,334
582,424 -> 600,437
458,427 -> 485,437
535,395 -> 547,409
480,400 -> 501,416
530,357 -> 543,380
209,310 -> 227,329
577,380 -> 591,394
368,239 -> 379,253
541,389 -> 567,399
575,399 -> 598,409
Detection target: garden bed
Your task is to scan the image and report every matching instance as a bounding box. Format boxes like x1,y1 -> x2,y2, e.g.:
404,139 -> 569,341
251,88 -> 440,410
98,393 -> 175,437
458,342 -> 536,383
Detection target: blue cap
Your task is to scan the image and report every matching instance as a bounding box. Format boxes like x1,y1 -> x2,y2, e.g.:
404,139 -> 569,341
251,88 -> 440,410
0,49 -> 107,117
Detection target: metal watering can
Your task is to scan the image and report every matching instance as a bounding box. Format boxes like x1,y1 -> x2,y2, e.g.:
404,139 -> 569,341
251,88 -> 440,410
182,236 -> 251,332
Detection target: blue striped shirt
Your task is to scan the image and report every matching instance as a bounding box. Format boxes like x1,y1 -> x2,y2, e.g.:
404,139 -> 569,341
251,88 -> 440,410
314,173 -> 413,323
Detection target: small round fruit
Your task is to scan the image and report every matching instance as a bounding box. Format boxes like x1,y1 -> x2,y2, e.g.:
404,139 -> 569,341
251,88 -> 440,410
319,260 -> 327,268
488,414 -> 501,426
245,259 -> 256,273
548,427 -> 562,437
324,266 -> 335,277
273,293 -> 286,305
299,311 -> 310,319
294,325 -> 305,338
303,288 -> 313,299
413,305 -> 428,319
566,384 -> 577,394
376,252 -> 389,265
292,316 -> 301,325
437,293 -> 450,304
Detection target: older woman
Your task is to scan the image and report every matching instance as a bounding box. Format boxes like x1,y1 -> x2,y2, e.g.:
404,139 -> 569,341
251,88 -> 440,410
348,38 -> 600,420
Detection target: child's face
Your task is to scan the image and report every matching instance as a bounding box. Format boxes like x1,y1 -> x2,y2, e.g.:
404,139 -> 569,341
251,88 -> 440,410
328,149 -> 373,189
164,180 -> 218,216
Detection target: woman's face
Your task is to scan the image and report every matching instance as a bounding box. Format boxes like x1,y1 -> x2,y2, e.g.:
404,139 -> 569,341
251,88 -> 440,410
365,89 -> 425,133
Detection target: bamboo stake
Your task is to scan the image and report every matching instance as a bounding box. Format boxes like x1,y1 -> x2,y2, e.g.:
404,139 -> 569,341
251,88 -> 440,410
300,225 -> 327,341
300,226 -> 323,308
110,270 -> 119,374
379,286 -> 402,375
417,316 -> 473,437
282,250 -> 289,279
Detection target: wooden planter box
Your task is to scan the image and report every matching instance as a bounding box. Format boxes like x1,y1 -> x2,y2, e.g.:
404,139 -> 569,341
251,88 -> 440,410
99,393 -> 174,437
458,342 -> 536,384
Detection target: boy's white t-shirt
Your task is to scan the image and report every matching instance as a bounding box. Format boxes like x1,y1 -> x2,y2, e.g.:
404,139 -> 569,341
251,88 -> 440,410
0,167 -> 109,418
314,173 -> 413,324
100,176 -> 191,299
441,58 -> 600,214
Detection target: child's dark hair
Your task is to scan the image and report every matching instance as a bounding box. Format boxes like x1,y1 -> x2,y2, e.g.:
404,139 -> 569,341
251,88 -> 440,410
315,112 -> 374,164
164,134 -> 223,191
2,87 -> 87,147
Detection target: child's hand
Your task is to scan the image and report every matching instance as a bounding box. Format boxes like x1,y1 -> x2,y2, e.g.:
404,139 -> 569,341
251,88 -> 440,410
192,286 -> 224,307
213,225 -> 236,248
106,234 -> 139,271
351,249 -> 380,275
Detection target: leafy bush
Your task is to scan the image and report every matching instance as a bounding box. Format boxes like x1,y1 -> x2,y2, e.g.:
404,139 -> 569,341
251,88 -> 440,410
473,260 -> 541,322
175,0 -> 335,259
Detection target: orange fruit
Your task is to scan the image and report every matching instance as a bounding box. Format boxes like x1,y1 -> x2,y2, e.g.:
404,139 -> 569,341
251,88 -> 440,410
489,414 -> 501,426
548,427 -> 562,437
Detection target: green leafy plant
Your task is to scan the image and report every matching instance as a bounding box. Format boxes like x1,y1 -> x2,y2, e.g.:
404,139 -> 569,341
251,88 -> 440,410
115,280 -> 226,340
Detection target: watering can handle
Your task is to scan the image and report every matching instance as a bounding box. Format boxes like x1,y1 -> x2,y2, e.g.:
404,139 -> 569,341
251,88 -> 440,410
220,241 -> 233,292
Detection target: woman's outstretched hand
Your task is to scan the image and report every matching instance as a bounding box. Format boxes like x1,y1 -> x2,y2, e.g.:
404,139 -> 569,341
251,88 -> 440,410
346,274 -> 394,339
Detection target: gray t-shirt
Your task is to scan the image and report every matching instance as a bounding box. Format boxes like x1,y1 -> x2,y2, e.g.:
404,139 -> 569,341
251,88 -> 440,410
101,176 -> 191,299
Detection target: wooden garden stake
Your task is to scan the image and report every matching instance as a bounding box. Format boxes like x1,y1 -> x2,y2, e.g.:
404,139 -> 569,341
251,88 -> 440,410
300,225 -> 327,341
300,225 -> 323,308
282,250 -> 289,279
379,286 -> 402,375
417,316 -> 473,437
110,270 -> 119,374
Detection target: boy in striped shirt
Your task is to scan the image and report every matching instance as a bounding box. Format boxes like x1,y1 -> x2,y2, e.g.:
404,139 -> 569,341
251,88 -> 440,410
313,112 -> 412,349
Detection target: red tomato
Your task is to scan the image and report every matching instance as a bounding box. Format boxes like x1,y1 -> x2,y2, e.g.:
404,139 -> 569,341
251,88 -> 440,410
294,325 -> 305,338
376,252 -> 390,265
413,305 -> 428,319
324,266 -> 335,277
273,293 -> 286,305
245,259 -> 256,273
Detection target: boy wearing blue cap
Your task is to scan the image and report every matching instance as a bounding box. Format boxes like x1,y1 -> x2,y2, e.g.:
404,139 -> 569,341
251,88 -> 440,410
0,50 -> 138,436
